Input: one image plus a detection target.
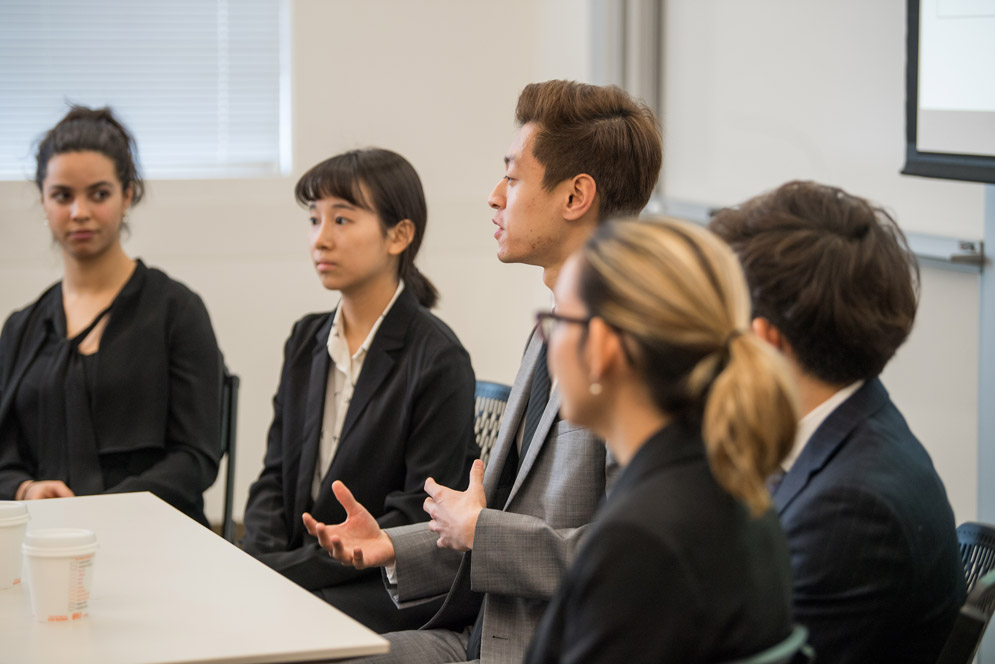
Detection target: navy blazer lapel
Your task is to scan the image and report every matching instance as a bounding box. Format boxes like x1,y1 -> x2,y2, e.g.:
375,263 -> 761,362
337,288 -> 413,445
774,378 -> 890,514
293,315 -> 334,526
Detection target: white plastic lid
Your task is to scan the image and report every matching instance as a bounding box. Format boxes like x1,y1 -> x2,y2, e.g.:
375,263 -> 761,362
0,501 -> 29,527
22,528 -> 97,557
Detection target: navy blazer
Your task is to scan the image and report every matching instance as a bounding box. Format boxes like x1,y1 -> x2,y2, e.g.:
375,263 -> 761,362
241,287 -> 476,603
773,378 -> 964,663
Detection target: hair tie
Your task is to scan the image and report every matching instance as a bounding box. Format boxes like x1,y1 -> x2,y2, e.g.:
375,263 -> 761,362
724,329 -> 742,352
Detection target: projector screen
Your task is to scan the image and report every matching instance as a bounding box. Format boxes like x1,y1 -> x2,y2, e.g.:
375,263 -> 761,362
903,0 -> 995,183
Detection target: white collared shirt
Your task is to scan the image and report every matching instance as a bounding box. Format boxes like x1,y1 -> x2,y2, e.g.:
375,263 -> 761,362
783,379 -> 864,473
311,280 -> 405,499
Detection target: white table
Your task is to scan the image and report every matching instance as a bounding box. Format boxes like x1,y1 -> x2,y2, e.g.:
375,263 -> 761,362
0,492 -> 389,664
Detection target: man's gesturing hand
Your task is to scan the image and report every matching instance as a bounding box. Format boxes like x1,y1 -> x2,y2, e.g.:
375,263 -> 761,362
423,459 -> 487,551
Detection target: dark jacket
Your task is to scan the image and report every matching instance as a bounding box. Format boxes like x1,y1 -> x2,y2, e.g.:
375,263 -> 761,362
240,286 -> 476,629
525,421 -> 793,664
0,260 -> 223,525
773,378 -> 965,663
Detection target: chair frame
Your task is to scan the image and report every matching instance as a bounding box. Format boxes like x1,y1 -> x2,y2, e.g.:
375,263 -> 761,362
220,372 -> 240,543
936,568 -> 995,664
719,624 -> 812,664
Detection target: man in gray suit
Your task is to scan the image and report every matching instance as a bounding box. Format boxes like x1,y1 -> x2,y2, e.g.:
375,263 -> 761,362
302,79 -> 663,663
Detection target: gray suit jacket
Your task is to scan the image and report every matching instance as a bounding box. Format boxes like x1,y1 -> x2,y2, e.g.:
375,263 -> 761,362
384,331 -> 616,663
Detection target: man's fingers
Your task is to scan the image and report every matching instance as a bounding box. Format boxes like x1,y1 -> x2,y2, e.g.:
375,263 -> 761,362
353,548 -> 366,570
424,477 -> 440,498
469,459 -> 484,485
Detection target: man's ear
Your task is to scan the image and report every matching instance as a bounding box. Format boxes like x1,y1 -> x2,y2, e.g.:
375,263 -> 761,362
386,219 -> 415,256
752,317 -> 788,352
562,174 -> 597,221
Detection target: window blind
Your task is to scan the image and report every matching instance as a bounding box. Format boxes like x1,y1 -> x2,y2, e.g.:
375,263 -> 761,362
0,0 -> 286,181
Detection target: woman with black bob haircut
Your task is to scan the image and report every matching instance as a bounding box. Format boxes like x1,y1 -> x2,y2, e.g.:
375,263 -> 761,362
241,148 -> 477,633
0,106 -> 223,526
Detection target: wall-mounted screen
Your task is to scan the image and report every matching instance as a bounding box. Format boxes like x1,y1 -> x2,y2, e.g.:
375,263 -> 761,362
903,0 -> 995,183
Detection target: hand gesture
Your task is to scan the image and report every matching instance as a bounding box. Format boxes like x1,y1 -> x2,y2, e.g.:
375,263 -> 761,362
302,480 -> 396,569
423,459 -> 486,551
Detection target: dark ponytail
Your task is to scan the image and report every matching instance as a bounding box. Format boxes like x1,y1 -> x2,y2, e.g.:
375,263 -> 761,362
35,105 -> 144,204
295,148 -> 438,308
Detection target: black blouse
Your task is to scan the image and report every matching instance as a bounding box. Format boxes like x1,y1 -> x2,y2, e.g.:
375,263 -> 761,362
0,260 -> 223,525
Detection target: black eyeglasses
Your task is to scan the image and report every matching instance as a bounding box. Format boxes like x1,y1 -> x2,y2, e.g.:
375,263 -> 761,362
535,311 -> 591,342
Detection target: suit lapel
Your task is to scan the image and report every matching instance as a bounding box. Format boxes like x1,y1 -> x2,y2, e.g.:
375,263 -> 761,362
482,331 -> 539,501
293,315 -> 334,526
774,378 -> 889,514
510,389 -> 560,500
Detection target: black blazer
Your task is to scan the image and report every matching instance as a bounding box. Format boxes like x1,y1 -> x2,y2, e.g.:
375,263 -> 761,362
773,378 -> 965,663
525,421 -> 793,664
241,286 -> 477,593
0,261 -> 223,525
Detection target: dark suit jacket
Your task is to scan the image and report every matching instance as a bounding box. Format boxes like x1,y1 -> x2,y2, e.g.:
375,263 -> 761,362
0,261 -> 222,525
240,287 -> 476,616
525,421 -> 793,664
774,378 -> 965,663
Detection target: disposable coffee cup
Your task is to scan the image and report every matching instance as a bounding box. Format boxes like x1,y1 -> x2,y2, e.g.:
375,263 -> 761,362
0,502 -> 29,589
22,528 -> 97,622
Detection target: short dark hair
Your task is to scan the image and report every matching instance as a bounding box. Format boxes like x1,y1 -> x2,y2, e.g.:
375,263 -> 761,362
709,180 -> 919,384
515,80 -> 662,221
295,148 -> 438,309
35,105 -> 144,205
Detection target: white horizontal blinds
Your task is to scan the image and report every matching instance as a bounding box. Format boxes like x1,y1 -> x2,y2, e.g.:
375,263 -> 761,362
0,0 -> 283,180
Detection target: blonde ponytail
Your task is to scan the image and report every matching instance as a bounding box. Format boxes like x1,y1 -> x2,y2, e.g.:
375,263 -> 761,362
580,217 -> 799,516
703,333 -> 797,515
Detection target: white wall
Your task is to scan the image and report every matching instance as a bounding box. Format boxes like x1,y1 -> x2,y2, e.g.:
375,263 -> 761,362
0,0 -> 590,524
660,1 -> 983,522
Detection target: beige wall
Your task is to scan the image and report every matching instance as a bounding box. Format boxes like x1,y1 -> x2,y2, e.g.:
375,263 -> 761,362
0,0 -> 590,523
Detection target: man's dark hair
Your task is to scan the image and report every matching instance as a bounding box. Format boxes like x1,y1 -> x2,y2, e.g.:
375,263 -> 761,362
709,180 -> 919,384
515,80 -> 662,221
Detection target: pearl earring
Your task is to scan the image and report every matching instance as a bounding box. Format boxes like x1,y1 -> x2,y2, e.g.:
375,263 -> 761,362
43,217 -> 49,227
589,382 -> 602,395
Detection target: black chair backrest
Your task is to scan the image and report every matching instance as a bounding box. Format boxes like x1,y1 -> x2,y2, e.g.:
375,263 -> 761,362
719,624 -> 814,664
474,380 -> 511,468
957,522 -> 995,593
220,371 -> 240,543
935,569 -> 995,664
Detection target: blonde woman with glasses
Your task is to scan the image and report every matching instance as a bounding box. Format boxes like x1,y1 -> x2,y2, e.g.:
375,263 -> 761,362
524,218 -> 799,663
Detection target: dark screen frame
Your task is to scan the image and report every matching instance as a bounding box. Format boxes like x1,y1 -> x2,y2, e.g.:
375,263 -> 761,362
902,0 -> 995,184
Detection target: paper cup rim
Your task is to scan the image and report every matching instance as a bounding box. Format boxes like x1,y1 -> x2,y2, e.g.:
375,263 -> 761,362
22,528 -> 97,557
0,501 -> 29,526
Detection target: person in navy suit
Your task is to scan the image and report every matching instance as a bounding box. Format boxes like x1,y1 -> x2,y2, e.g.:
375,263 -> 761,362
710,180 -> 965,663
240,149 -> 477,633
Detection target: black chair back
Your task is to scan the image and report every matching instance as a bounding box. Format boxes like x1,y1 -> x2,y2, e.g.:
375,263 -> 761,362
936,569 -> 995,664
956,522 -> 995,593
474,380 -> 511,467
220,371 -> 240,543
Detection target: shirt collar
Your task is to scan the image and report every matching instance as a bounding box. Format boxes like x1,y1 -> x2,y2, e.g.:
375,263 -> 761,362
327,280 -> 405,365
783,379 -> 864,472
